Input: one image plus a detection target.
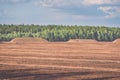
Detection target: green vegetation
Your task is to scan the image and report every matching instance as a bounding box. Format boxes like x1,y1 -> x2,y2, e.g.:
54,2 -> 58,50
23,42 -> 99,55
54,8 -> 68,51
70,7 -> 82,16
0,24 -> 120,42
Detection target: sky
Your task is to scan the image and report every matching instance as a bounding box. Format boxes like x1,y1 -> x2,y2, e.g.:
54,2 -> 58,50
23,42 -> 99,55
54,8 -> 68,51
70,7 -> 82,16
0,0 -> 120,27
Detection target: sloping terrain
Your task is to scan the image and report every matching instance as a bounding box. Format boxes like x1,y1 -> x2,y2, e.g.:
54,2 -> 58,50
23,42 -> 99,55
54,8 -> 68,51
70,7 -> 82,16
0,38 -> 120,80
68,39 -> 97,43
10,37 -> 48,43
113,39 -> 120,47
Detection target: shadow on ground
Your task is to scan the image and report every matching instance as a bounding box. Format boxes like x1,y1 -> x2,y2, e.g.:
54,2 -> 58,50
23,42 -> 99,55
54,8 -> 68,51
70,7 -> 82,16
0,68 -> 120,80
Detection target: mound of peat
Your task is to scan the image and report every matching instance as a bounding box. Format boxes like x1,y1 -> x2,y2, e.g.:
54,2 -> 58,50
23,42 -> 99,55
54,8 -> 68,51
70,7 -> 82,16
10,37 -> 48,43
68,39 -> 97,43
113,39 -> 120,44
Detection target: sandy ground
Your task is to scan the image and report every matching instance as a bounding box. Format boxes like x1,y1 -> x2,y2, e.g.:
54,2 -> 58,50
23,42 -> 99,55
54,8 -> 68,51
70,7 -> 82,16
0,38 -> 120,80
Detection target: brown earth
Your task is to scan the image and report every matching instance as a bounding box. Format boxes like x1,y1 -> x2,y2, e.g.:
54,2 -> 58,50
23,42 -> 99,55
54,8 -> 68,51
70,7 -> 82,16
68,39 -> 97,43
112,39 -> 120,47
0,38 -> 120,80
10,37 -> 48,43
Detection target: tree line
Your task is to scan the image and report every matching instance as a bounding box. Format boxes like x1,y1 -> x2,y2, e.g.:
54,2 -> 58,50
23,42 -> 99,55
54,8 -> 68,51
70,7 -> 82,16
0,24 -> 120,42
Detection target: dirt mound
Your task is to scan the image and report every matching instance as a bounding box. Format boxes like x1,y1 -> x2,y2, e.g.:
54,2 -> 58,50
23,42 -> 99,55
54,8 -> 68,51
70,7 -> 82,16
68,39 -> 97,43
10,37 -> 48,43
113,39 -> 120,44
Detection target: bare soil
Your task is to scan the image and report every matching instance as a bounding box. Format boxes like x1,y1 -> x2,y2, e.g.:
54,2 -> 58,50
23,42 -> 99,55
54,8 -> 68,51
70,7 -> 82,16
0,38 -> 120,80
10,37 -> 48,43
68,39 -> 97,43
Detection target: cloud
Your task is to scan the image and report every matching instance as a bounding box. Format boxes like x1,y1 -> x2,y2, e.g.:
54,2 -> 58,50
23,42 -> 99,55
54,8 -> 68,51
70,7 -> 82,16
52,11 -> 92,20
0,0 -> 119,26
34,0 -> 83,8
98,6 -> 120,18
33,0 -> 120,19
0,0 -> 30,4
82,0 -> 120,5
34,0 -> 120,8
0,9 -> 15,23
0,9 -> 9,17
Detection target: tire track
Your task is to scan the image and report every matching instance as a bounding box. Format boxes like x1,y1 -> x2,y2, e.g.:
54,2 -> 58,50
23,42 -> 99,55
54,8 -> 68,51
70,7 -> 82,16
0,62 -> 120,72
0,56 -> 120,63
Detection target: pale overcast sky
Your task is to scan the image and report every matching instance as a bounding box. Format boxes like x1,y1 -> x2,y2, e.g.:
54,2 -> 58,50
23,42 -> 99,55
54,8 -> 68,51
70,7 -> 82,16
0,0 -> 120,27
